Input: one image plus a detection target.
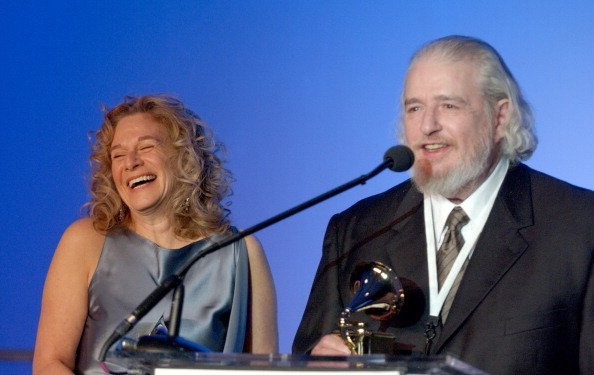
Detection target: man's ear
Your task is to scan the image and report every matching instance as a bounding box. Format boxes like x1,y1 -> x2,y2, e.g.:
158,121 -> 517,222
494,98 -> 510,142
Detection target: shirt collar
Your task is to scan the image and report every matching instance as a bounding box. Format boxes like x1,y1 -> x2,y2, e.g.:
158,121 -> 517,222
430,157 -> 510,236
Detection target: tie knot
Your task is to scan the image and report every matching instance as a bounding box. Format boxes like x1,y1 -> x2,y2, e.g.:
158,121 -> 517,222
446,207 -> 469,231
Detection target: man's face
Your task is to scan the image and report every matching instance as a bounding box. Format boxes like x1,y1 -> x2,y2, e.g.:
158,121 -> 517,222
402,57 -> 506,201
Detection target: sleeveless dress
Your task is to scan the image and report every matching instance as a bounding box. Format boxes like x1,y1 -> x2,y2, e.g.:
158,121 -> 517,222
75,228 -> 249,374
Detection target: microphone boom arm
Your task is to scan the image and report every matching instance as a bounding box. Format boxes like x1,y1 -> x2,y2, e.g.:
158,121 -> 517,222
99,146 -> 412,361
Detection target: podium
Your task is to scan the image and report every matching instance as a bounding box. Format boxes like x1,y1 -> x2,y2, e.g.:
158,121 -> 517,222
108,351 -> 488,374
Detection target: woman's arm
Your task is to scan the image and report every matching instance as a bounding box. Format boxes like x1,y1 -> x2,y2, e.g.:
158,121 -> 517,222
32,218 -> 104,374
243,235 -> 278,354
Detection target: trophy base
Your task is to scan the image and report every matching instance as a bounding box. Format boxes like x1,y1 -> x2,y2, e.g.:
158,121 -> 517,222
364,332 -> 414,355
334,328 -> 414,355
363,332 -> 414,355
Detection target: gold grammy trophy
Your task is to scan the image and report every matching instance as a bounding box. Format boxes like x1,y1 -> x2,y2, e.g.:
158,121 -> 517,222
338,261 -> 405,354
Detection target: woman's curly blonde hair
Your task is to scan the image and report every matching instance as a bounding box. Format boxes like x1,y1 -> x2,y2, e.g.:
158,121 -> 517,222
86,94 -> 231,239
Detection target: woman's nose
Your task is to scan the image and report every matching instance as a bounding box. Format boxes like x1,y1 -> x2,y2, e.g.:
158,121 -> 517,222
125,151 -> 142,171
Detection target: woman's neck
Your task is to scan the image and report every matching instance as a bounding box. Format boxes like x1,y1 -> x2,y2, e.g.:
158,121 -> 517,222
128,215 -> 193,249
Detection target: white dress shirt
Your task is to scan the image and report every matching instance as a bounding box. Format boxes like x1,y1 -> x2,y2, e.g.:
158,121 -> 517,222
424,157 -> 510,317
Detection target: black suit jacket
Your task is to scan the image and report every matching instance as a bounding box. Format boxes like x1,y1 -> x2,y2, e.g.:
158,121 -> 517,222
293,164 -> 594,375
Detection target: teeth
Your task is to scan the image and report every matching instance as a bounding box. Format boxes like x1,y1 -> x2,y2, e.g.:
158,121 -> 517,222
128,175 -> 156,188
424,144 -> 446,150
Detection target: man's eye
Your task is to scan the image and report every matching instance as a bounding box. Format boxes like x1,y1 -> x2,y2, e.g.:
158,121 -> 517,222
407,106 -> 420,113
444,103 -> 457,109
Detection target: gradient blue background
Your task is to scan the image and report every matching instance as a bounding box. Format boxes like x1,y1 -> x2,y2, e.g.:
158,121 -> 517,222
2,1 -> 593,373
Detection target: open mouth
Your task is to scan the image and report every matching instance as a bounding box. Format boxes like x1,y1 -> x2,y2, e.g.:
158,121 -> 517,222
128,174 -> 156,189
424,143 -> 447,151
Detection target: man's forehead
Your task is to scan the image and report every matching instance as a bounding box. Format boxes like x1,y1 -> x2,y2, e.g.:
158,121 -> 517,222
404,59 -> 480,94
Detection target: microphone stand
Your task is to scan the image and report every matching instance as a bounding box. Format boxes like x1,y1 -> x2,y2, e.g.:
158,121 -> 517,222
129,283 -> 212,353
99,145 -> 413,362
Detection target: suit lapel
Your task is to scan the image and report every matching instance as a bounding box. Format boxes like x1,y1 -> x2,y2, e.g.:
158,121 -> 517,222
436,164 -> 535,351
386,187 -> 427,291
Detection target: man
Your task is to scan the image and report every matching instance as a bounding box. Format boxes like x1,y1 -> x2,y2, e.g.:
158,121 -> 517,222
293,36 -> 594,375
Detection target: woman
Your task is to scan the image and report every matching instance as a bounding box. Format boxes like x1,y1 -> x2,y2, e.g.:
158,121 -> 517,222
33,95 -> 278,374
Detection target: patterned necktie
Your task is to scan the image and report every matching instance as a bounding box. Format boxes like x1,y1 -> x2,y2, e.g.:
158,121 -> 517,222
436,206 -> 469,322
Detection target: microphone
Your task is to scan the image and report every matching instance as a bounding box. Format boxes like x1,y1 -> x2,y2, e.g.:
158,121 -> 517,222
98,145 -> 414,362
384,145 -> 415,172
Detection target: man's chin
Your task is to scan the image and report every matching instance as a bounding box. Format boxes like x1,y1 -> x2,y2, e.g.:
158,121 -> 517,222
412,164 -> 449,190
412,170 -> 465,197
413,159 -> 450,182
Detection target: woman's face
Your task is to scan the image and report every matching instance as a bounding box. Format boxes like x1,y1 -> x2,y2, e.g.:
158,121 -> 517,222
110,112 -> 176,219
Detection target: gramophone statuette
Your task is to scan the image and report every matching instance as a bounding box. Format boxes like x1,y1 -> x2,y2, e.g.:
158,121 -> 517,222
338,261 -> 405,354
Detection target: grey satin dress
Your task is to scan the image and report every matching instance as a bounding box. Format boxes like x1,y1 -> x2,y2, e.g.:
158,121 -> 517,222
75,228 -> 249,374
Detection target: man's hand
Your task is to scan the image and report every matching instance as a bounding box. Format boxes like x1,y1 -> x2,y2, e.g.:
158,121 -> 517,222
311,334 -> 352,356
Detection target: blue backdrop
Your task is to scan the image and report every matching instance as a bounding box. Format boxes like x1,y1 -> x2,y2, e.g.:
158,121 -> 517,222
2,1 -> 593,373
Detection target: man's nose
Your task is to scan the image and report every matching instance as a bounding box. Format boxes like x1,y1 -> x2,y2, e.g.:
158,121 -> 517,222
420,107 -> 442,135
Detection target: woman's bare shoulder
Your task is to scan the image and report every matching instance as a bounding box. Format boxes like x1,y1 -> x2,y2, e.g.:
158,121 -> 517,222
243,234 -> 264,253
60,218 -> 104,246
56,218 -> 105,279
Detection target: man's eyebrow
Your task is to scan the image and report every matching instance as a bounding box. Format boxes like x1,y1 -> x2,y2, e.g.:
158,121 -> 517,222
435,94 -> 468,104
404,95 -> 469,106
404,98 -> 422,106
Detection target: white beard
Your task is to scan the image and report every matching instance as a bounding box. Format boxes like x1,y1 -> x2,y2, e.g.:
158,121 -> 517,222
411,131 -> 496,198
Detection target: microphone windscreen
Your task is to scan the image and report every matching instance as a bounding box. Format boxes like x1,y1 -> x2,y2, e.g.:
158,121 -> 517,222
384,145 -> 414,172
